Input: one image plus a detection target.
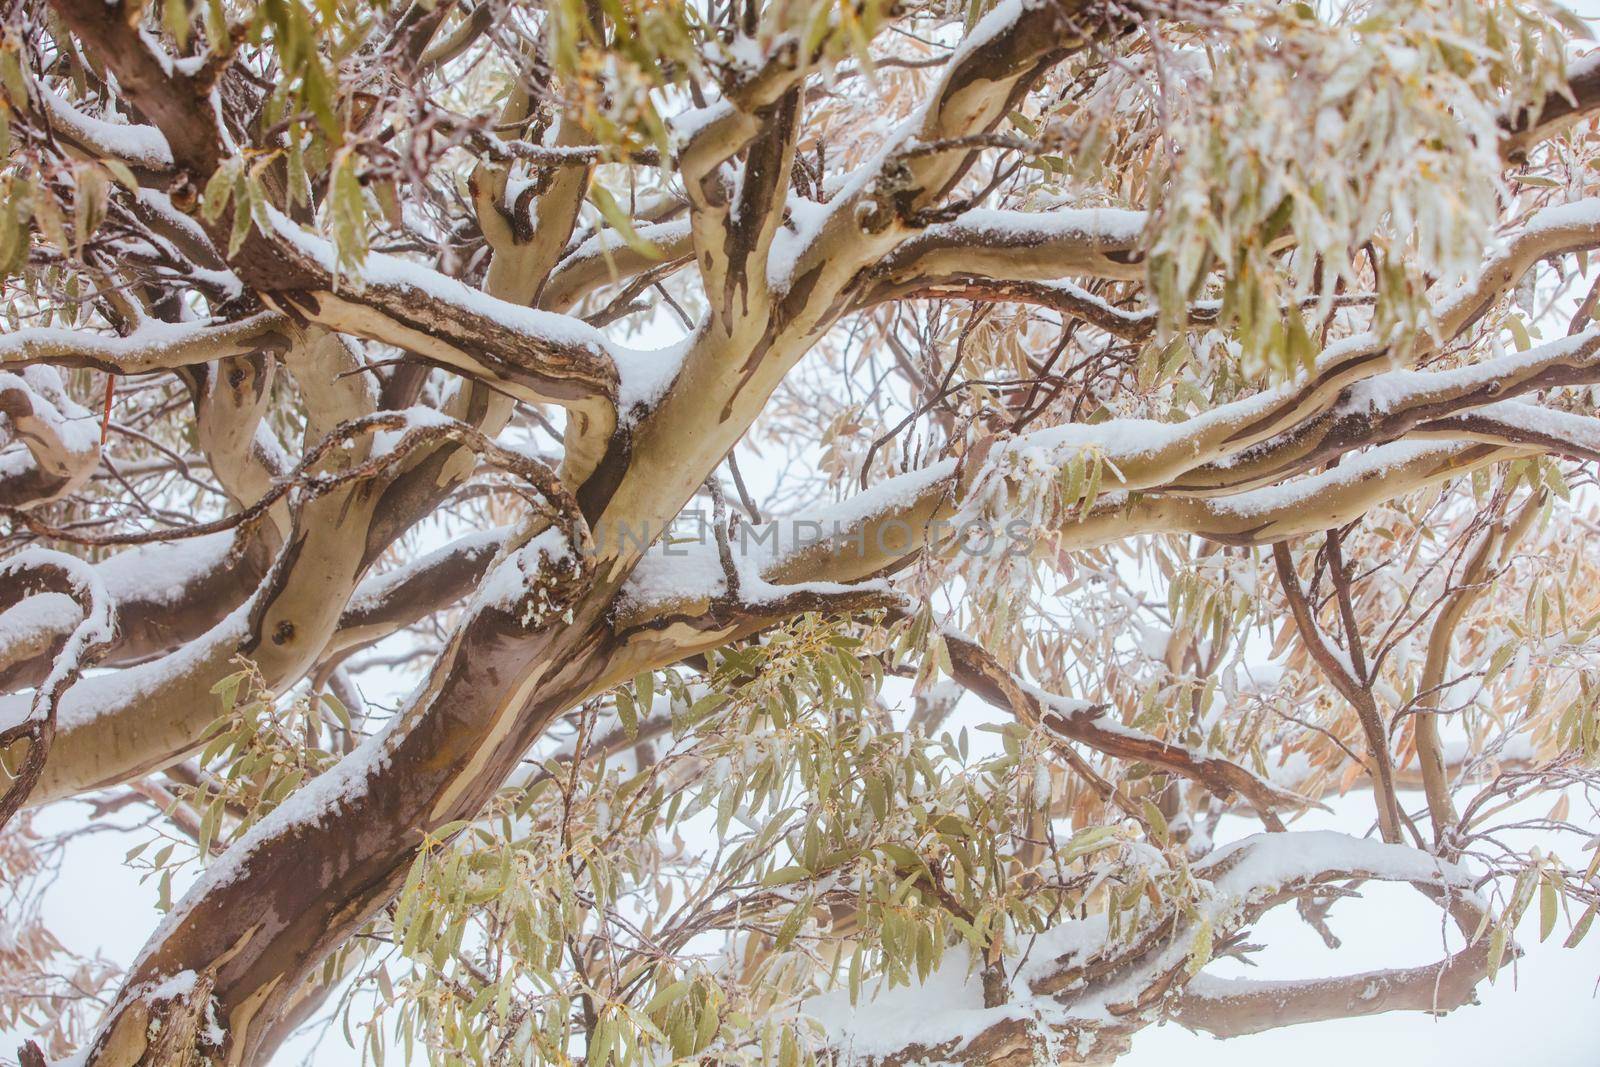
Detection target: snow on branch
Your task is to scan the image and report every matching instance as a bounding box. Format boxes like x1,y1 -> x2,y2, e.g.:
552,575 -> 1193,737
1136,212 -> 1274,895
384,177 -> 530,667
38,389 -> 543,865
618,340 -> 1579,623
866,205 -> 1148,293
0,548 -> 116,829
0,532 -> 253,693
806,830 -> 1483,1065
0,367 -> 101,509
0,312 -> 291,376
263,213 -> 646,413
34,85 -> 176,174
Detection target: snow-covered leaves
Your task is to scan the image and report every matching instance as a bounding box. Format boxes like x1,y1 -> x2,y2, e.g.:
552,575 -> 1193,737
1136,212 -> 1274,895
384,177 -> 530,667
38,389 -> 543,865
355,614 -> 1192,1066
1147,0 -> 1580,378
4,0 -> 1600,1060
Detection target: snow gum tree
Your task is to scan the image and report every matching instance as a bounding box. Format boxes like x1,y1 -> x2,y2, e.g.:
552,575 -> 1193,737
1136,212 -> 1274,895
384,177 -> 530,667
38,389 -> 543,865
2,0 -> 1600,1063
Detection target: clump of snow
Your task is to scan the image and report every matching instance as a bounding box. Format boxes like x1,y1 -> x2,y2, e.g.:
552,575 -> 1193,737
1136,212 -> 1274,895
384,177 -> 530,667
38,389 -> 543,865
0,602 -> 251,737
1341,325 -> 1600,416
933,206 -> 1148,249
96,532 -> 238,608
37,87 -> 174,169
265,209 -> 607,354
612,335 -> 690,417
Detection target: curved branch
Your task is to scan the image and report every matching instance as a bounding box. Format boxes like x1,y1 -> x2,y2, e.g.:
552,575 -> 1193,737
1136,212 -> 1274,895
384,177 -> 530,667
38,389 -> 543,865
0,312 -> 292,376
328,526 -> 512,659
1501,52 -> 1600,161
1172,946 -> 1490,1038
614,434 -> 1534,646
863,206 -> 1148,299
541,222 -> 695,314
0,368 -> 101,509
0,549 -> 116,829
263,216 -> 623,411
932,622 -> 1307,820
0,532 -> 270,693
1169,326 -> 1600,494
813,831 -> 1485,1066
34,86 -> 175,178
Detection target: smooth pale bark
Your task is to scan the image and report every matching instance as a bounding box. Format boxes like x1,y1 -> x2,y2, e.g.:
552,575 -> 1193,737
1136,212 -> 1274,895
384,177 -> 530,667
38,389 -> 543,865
10,2 -> 1595,1063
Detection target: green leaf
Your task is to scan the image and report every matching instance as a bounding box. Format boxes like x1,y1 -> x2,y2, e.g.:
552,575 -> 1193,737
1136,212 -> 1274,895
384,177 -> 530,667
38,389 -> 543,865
644,979 -> 689,1016
1487,922 -> 1508,982
1507,315 -> 1532,352
163,0 -> 193,47
761,864 -> 811,887
1565,901 -> 1597,949
1141,799 -> 1169,847
322,692 -> 352,730
1186,919 -> 1213,976
329,151 -> 369,269
774,900 -> 808,952
617,689 -> 638,739
0,48 -> 28,104
102,159 -> 140,193
693,989 -> 719,1052
1061,824 -> 1121,861
876,842 -> 924,871
588,181 -> 661,260
200,161 -> 237,223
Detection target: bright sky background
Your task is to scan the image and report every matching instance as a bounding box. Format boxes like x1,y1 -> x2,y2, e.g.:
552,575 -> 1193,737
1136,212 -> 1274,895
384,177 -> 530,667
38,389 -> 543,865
9,3 -> 1600,1065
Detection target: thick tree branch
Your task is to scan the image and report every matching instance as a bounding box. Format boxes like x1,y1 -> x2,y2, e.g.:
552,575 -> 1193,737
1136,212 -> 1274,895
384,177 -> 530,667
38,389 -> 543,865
0,313 -> 292,376
1501,53 -> 1600,161
0,550 -> 116,829
815,831 -> 1486,1066
932,622 -> 1305,821
0,368 -> 101,509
